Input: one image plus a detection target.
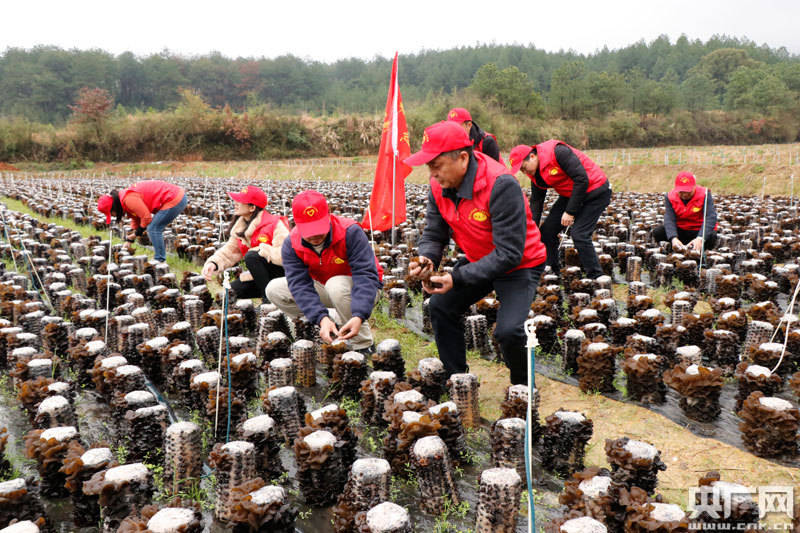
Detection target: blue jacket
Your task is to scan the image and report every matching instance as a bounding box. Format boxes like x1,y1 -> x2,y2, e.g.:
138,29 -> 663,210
281,224 -> 382,325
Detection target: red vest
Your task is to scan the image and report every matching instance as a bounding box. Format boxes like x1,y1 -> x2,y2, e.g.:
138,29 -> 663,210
237,212 -> 289,255
534,140 -> 606,197
475,131 -> 505,165
290,215 -> 384,284
430,152 -> 546,271
668,186 -> 716,231
120,180 -> 184,213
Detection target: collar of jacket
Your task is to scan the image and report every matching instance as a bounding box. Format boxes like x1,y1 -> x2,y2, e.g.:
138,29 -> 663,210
232,210 -> 262,236
442,155 -> 478,201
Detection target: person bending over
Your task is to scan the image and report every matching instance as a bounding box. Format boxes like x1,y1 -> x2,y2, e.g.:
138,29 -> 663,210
509,141 -> 611,279
97,180 -> 187,263
447,107 -> 502,163
406,121 -> 546,385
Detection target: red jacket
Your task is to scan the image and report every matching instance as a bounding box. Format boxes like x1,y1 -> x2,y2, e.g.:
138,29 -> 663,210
668,186 -> 716,231
430,153 -> 546,272
290,215 -> 384,284
534,140 -> 606,197
120,180 -> 185,229
238,212 -> 290,256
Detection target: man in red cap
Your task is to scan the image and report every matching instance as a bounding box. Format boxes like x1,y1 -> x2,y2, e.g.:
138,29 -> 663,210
447,107 -> 502,163
509,141 -> 611,279
265,190 -> 383,352
652,171 -> 718,251
405,121 -> 546,385
201,185 -> 289,299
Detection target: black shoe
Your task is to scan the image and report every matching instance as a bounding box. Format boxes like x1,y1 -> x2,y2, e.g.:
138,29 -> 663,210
356,344 -> 375,356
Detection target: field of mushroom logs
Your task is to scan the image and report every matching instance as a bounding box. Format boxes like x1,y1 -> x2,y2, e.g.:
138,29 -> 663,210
0,176 -> 798,533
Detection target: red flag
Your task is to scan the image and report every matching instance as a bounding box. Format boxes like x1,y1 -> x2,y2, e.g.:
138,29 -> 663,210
362,52 -> 412,232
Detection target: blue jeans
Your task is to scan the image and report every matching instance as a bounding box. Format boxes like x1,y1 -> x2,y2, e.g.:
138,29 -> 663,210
147,194 -> 188,262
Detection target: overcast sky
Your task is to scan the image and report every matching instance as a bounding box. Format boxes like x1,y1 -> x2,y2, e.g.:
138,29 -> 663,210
3,0 -> 799,62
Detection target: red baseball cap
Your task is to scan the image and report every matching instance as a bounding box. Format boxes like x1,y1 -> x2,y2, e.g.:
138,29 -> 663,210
674,171 -> 696,192
292,190 -> 330,238
404,121 -> 473,167
97,195 -> 113,224
228,185 -> 268,208
447,107 -> 472,123
508,145 -> 535,175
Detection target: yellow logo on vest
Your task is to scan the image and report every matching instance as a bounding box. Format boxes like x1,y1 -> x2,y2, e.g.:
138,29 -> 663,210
469,208 -> 489,222
333,257 -> 346,264
258,235 -> 269,243
303,206 -> 318,218
691,207 -> 701,212
549,168 -> 559,176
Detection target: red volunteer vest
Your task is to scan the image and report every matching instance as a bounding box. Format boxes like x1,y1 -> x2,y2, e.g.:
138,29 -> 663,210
475,132 -> 496,153
430,152 -> 546,271
120,180 -> 183,214
668,186 -> 716,231
237,212 -> 289,256
534,140 -> 606,197
290,215 -> 384,284
475,131 -> 505,165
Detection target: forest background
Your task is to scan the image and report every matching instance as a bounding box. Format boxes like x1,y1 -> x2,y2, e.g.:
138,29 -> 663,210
2,35 -> 800,164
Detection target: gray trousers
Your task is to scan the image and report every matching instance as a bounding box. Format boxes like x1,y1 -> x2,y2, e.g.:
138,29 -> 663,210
265,275 -> 376,349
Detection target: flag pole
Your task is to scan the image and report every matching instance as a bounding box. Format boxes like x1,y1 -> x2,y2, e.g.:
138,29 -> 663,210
366,206 -> 375,248
391,153 -> 396,246
390,53 -> 399,247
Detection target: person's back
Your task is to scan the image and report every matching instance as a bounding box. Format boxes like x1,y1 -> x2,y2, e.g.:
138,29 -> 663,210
509,140 -> 611,279
97,180 -> 188,262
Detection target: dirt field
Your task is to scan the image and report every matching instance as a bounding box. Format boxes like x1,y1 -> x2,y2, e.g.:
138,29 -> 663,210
12,142 -> 800,197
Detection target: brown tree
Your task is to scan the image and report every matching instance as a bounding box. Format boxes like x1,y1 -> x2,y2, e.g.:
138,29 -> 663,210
69,87 -> 113,139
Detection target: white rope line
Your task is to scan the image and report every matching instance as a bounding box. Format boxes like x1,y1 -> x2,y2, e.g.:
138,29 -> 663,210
558,225 -> 572,250
0,207 -> 20,272
769,276 -> 800,374
104,225 -> 114,344
6,214 -> 54,312
214,270 -> 231,438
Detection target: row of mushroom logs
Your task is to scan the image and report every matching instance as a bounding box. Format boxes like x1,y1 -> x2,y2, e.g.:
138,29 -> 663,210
9,186 -> 799,529
0,203 -> 389,530
541,285 -> 800,460
552,468 -> 798,533
0,234 -> 518,533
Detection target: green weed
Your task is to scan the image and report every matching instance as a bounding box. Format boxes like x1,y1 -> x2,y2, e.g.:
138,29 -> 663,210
433,496 -> 471,533
339,396 -> 362,426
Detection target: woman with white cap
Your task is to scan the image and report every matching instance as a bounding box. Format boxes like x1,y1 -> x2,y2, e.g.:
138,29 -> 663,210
201,185 -> 289,299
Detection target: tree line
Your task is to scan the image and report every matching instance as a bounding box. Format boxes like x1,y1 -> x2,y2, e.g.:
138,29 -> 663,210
1,35 -> 800,163
2,35 -> 799,122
